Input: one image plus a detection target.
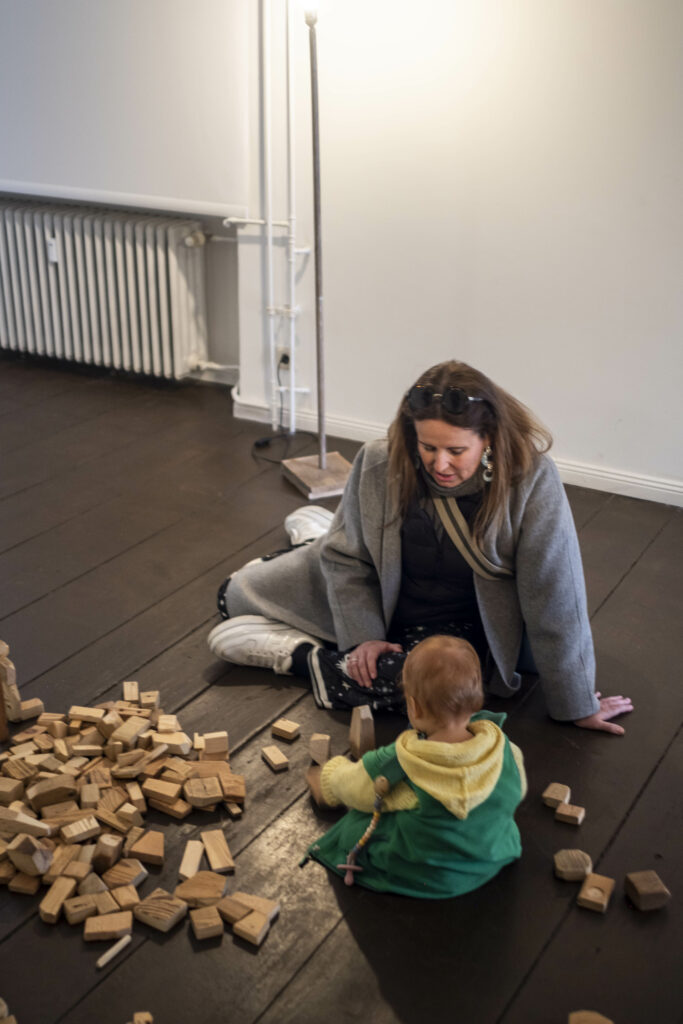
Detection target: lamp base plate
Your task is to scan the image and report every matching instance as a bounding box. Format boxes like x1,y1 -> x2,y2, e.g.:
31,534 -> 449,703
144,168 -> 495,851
281,451 -> 352,500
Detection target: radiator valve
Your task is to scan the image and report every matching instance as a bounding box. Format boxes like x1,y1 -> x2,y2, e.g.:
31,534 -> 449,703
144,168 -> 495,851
184,230 -> 206,248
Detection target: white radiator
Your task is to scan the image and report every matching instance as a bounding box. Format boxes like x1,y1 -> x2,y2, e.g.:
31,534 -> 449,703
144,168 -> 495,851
0,200 -> 208,379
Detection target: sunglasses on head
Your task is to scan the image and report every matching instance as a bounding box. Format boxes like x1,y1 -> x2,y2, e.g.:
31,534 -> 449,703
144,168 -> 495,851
406,384 -> 485,416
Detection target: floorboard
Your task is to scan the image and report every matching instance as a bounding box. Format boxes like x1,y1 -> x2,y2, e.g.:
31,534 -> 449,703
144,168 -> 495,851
0,356 -> 679,1024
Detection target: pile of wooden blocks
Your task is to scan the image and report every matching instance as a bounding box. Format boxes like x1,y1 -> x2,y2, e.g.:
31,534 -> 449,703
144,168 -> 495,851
0,648 -> 282,969
544,781 -> 670,915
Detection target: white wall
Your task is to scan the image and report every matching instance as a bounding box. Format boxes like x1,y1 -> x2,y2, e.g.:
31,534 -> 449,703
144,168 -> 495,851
234,0 -> 683,505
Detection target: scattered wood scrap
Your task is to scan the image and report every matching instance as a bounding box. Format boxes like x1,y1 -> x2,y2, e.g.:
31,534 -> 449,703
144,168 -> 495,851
349,705 -> 375,760
262,745 -> 289,772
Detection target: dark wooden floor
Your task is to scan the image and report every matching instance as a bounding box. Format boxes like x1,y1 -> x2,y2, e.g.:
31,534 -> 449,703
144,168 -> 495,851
0,354 -> 681,1024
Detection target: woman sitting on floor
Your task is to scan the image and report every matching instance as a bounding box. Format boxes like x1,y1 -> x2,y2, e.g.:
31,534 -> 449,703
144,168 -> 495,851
208,359 -> 633,734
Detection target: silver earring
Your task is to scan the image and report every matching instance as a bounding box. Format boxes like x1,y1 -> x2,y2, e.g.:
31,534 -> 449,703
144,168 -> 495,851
481,445 -> 493,483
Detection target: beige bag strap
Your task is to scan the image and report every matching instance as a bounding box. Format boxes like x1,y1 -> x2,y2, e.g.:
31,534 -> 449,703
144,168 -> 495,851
433,496 -> 515,581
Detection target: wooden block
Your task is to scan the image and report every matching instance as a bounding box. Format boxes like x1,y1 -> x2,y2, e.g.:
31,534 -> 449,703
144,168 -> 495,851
83,910 -> 133,941
568,1012 -> 615,1023
3,758 -> 39,782
555,803 -> 586,826
271,718 -> 300,742
0,806 -> 52,837
184,776 -> 223,808
61,859 -> 92,881
262,745 -> 289,772
7,834 -> 53,875
123,826 -> 145,856
92,833 -> 124,873
125,781 -> 146,813
46,719 -> 68,739
63,894 -> 98,924
233,909 -> 270,947
577,873 -> 615,913
147,796 -> 192,820
554,849 -> 593,881
0,860 -> 16,884
225,801 -> 242,819
0,778 -> 24,805
94,890 -> 120,915
191,904 -> 224,940
78,872 -> 109,895
122,681 -> 140,703
178,839 -> 204,881
139,690 -> 160,709
134,887 -> 188,932
128,830 -> 165,866
132,1013 -> 154,1024
8,871 -> 41,894
148,730 -> 191,755
141,778 -> 182,804
98,711 -> 124,739
94,808 -> 130,834
309,733 -> 331,766
43,844 -> 80,883
26,775 -> 78,811
157,714 -> 180,733
203,730 -> 229,753
216,894 -> 252,925
201,829 -> 235,873
542,782 -> 571,807
101,858 -> 148,889
40,875 -> 78,922
96,933 -> 133,969
61,815 -> 101,844
80,784 -> 100,809
17,698 -> 45,721
118,802 -> 144,828
306,765 -> 329,807
349,705 -> 375,760
175,870 -> 228,907
68,706 -> 106,724
116,749 -> 146,769
230,891 -> 280,923
111,884 -> 140,910
624,869 -> 671,911
110,716 -> 150,749
220,773 -> 246,805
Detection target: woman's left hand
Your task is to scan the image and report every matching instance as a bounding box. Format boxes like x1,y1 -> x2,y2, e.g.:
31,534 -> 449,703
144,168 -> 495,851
574,692 -> 634,735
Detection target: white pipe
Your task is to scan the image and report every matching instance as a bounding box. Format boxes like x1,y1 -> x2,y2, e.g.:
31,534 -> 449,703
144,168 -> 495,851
263,0 -> 278,431
223,217 -> 288,228
285,0 -> 297,436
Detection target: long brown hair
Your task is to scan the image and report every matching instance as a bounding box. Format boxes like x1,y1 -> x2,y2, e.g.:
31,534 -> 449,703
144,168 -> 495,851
387,360 -> 552,542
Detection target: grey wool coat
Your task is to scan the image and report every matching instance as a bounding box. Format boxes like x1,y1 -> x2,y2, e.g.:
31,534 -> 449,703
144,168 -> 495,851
227,439 -> 600,722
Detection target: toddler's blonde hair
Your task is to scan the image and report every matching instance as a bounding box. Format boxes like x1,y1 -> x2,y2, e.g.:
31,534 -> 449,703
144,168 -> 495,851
402,635 -> 483,721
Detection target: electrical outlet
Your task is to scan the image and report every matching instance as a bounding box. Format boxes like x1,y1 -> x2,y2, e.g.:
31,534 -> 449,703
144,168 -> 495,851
276,347 -> 290,367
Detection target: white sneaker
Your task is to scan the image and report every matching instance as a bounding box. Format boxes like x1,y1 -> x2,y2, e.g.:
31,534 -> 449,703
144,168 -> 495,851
207,615 -> 320,675
284,505 -> 334,545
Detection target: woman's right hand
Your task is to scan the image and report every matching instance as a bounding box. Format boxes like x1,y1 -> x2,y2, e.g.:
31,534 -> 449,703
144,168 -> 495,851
345,640 -> 403,688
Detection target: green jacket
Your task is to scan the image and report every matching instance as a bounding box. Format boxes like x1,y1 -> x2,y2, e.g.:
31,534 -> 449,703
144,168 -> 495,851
307,711 -> 525,899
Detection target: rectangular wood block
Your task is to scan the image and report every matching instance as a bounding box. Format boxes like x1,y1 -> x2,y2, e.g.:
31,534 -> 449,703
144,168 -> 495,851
9,871 -> 41,894
216,894 -> 251,925
40,875 -> 78,923
178,839 -> 204,881
203,730 -> 229,753
110,716 -> 150,748
231,891 -> 280,923
577,873 -> 615,913
190,905 -> 224,940
141,778 -> 182,804
111,884 -> 140,910
83,910 -> 133,941
63,894 -> 98,925
271,718 -> 300,742
61,815 -> 101,844
543,782 -> 572,807
201,830 -> 235,873
94,890 -> 120,915
0,778 -> 24,805
184,776 -> 223,808
122,681 -> 140,703
68,706 -> 106,724
262,745 -> 289,772
555,803 -> 586,826
233,909 -> 270,947
624,869 -> 671,911
7,834 -> 53,876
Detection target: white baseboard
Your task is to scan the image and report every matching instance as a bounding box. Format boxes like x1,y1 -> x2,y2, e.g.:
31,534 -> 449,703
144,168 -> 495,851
232,394 -> 683,508
553,458 -> 682,508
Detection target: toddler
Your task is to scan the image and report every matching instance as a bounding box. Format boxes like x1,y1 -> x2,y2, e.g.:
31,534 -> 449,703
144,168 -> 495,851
306,635 -> 527,897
